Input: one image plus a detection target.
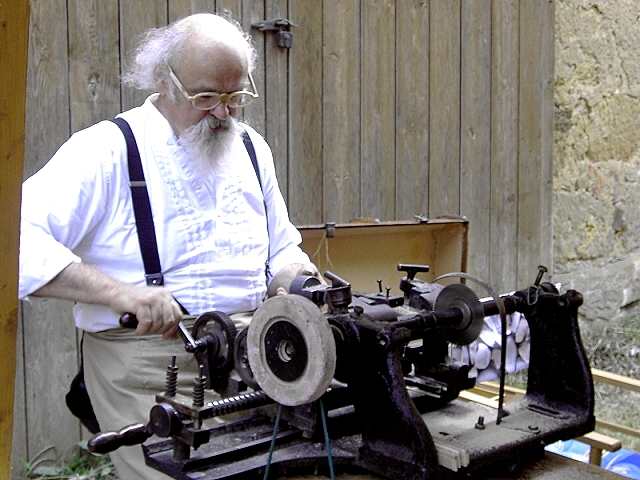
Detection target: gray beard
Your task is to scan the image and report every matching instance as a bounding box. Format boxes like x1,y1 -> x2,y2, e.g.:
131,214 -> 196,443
178,115 -> 241,171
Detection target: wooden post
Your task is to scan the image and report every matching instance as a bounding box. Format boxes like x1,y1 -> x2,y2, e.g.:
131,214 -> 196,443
0,1 -> 29,478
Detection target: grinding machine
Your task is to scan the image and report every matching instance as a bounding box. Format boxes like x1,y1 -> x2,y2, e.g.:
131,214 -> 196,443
88,259 -> 595,479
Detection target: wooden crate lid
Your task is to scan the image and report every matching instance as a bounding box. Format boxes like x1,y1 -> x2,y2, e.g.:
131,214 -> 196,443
299,218 -> 468,294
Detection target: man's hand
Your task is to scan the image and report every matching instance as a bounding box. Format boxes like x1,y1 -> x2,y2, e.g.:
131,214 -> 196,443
110,284 -> 183,337
267,262 -> 325,297
32,262 -> 182,338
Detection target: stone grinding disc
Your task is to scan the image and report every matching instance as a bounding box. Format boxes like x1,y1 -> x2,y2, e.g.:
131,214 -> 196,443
248,294 -> 336,406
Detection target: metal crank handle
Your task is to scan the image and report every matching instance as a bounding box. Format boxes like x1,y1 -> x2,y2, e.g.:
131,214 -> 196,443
87,423 -> 151,455
119,312 -> 196,329
119,313 -> 202,353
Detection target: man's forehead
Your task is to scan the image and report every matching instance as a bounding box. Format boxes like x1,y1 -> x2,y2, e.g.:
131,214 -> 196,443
178,43 -> 249,92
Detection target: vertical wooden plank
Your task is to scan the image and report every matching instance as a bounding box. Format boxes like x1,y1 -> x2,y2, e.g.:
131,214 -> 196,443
217,0 -> 241,20
323,0 -> 360,223
120,1 -> 168,111
11,315 -> 26,480
288,0 -> 323,225
460,0 -> 491,279
68,0 -> 120,133
517,0 -> 554,286
169,0 -> 216,22
540,0 -> 554,277
23,301 -> 79,460
242,0 -> 266,135
490,0 -> 519,293
395,0 -> 429,220
0,3 -> 29,476
428,0 -> 461,218
361,0 -> 395,221
263,0 -> 289,201
21,0 -> 81,462
23,0 -> 70,179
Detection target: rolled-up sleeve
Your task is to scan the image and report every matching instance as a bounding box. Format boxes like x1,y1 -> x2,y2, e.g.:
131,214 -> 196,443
19,126 -> 115,298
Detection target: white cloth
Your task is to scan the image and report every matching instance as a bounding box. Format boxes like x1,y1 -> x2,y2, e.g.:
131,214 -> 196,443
19,95 -> 309,331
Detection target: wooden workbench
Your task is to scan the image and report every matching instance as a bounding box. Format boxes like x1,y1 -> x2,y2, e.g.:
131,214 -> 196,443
284,452 -> 625,479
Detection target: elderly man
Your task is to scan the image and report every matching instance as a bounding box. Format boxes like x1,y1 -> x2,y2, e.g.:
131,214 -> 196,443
19,13 -> 315,479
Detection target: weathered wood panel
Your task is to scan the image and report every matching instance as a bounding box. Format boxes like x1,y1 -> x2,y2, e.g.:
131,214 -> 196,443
242,0 -> 266,134
429,0 -> 461,218
11,312 -> 26,480
68,0 -> 120,133
395,0 -> 429,220
13,0 -> 556,468
120,1 -> 168,111
460,0 -> 492,279
22,0 -> 81,465
361,0 -> 395,220
263,0 -> 289,199
288,0 -> 323,225
490,0 -> 519,293
217,0 -> 242,19
322,0 -> 361,223
517,0 -> 554,286
1,2 -> 29,477
169,0 -> 216,22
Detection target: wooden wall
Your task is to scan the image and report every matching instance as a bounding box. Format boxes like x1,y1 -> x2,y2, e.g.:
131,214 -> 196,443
1,2 -> 29,479
12,0 -> 554,475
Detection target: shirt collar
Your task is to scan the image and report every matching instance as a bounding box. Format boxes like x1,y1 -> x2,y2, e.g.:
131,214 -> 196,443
143,94 -> 179,145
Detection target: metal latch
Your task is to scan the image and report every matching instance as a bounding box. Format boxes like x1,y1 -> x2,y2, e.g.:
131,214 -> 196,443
251,18 -> 296,49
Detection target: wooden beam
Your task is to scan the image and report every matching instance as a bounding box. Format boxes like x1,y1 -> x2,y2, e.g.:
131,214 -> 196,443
592,368 -> 640,393
596,419 -> 640,439
0,1 -> 30,477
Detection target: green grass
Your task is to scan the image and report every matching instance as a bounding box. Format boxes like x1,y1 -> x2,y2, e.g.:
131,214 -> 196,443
23,443 -> 117,480
583,318 -> 640,451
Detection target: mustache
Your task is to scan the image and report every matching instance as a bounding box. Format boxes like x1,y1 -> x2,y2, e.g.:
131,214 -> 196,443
206,115 -> 233,130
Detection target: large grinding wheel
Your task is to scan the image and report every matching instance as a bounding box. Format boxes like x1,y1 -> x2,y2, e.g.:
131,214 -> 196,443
248,294 -> 336,406
434,283 -> 484,345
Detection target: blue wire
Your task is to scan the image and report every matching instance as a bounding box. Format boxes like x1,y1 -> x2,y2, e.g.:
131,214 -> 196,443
319,398 -> 335,480
263,404 -> 283,480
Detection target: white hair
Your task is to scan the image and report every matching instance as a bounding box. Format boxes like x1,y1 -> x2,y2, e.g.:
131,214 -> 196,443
122,13 -> 257,98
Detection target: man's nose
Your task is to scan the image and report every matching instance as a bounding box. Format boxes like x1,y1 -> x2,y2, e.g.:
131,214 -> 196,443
210,102 -> 230,119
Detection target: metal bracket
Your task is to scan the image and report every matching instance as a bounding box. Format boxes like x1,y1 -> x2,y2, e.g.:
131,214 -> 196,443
251,18 -> 296,49
325,221 -> 336,238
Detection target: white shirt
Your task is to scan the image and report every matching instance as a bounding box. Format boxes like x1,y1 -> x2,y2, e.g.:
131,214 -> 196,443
19,95 -> 309,331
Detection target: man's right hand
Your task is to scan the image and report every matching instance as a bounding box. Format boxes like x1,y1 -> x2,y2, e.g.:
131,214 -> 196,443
32,262 -> 182,338
111,284 -> 183,337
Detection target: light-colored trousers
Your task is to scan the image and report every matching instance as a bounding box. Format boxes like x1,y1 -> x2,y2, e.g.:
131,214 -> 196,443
83,313 -> 252,480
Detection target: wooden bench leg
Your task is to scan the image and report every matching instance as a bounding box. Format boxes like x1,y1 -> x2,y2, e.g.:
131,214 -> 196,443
589,446 -> 603,466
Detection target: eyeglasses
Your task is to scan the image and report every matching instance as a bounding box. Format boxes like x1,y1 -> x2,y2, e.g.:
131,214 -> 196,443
167,65 -> 259,110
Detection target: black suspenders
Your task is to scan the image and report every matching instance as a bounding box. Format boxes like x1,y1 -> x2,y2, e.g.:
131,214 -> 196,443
110,117 -> 270,293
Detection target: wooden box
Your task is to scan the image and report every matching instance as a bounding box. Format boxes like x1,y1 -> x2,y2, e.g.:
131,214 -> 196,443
299,218 -> 468,292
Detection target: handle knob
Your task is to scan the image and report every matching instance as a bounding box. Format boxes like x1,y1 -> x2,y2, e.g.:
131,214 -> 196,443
87,423 -> 151,454
119,313 -> 138,329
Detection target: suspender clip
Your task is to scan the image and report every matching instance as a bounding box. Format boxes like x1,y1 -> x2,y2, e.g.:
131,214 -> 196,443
145,273 -> 164,286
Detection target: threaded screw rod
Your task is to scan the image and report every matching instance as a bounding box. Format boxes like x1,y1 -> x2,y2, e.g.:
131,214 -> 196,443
165,356 -> 178,397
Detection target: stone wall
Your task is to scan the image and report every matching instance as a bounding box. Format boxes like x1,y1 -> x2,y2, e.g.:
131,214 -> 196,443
553,0 -> 640,327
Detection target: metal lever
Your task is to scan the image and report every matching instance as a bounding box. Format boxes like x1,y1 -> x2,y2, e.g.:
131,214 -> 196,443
251,18 -> 296,48
397,263 -> 430,280
119,313 -> 205,353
